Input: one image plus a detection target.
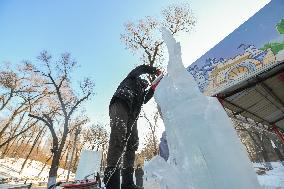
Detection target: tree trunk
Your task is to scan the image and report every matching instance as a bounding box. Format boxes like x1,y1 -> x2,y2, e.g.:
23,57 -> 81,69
73,147 -> 80,173
152,133 -> 158,155
47,149 -> 61,187
47,124 -> 68,187
273,147 -> 284,166
47,133 -> 60,188
237,124 -> 262,162
255,133 -> 273,169
64,151 -> 69,170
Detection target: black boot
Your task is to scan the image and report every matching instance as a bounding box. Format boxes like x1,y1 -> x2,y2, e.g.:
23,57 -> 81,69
104,167 -> 120,189
121,167 -> 142,189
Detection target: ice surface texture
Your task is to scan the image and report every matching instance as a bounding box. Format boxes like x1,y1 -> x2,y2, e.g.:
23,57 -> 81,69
144,28 -> 261,189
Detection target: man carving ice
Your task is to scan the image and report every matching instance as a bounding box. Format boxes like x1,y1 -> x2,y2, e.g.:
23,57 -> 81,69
104,64 -> 162,189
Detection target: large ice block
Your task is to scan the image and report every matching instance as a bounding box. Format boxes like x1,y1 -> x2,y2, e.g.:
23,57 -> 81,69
75,150 -> 101,180
145,29 -> 261,189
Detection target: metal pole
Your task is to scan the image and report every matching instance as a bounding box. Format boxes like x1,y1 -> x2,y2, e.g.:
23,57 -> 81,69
66,128 -> 80,181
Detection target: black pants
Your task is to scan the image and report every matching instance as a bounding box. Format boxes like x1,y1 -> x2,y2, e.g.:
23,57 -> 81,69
106,101 -> 139,169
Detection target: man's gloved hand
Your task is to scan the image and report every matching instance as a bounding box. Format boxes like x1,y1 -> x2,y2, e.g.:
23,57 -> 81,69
151,82 -> 159,90
151,72 -> 164,90
156,69 -> 162,76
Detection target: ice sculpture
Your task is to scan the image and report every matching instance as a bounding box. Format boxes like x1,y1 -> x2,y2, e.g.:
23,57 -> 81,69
144,29 -> 261,189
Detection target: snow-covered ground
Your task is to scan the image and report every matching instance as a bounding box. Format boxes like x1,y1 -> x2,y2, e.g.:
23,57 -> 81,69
143,158 -> 284,189
0,158 -> 283,188
0,158 -> 74,186
255,162 -> 284,189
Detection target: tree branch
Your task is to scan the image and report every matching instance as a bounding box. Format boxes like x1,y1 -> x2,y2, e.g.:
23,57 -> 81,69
48,73 -> 67,117
0,88 -> 14,111
0,121 -> 38,148
67,92 -> 91,118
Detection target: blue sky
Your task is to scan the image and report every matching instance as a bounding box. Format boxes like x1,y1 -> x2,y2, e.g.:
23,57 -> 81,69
0,0 -> 270,124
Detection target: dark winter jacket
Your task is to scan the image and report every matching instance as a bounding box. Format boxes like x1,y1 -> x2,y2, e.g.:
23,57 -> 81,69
110,65 -> 158,118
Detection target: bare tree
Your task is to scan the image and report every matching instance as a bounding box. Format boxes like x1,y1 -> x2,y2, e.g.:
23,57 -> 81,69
232,118 -> 284,169
142,110 -> 159,156
0,63 -> 50,157
82,123 -> 109,171
139,136 -> 159,161
137,109 -> 161,161
121,4 -> 196,73
27,51 -> 94,187
0,64 -> 22,111
83,123 -> 109,151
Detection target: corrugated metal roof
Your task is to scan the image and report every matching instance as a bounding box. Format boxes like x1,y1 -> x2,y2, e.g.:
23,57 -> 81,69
218,62 -> 284,130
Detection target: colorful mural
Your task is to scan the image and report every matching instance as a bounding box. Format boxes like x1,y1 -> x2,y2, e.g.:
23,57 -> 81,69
188,0 -> 284,96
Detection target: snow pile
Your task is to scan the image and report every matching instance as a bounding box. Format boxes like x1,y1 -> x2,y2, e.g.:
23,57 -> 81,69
0,158 -> 74,184
144,29 -> 261,189
255,162 -> 284,189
